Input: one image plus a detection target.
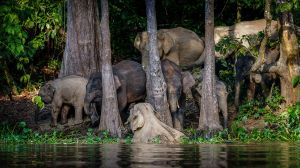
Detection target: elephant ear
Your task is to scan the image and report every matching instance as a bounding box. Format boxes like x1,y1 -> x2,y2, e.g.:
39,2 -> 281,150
182,71 -> 196,98
134,32 -> 142,50
158,31 -> 174,55
130,108 -> 145,132
113,75 -> 121,90
46,82 -> 55,99
134,32 -> 148,51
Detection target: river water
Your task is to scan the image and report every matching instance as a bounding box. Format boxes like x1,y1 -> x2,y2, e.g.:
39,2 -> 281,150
0,143 -> 299,167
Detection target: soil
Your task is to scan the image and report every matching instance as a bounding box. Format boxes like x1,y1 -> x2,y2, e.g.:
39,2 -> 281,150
0,90 -> 91,133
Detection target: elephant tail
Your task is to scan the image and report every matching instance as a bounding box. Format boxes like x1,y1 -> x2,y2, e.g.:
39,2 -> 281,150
183,47 -> 206,70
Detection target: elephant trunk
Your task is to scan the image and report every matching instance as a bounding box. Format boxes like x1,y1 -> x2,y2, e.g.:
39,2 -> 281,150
89,103 -> 99,125
84,93 -> 95,115
222,108 -> 228,129
84,92 -> 100,125
234,81 -> 241,107
168,92 -> 179,113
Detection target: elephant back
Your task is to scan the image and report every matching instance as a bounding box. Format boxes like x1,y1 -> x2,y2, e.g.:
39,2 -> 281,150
113,60 -> 146,102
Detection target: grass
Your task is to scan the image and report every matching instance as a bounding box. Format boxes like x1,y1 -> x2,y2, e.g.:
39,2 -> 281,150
0,122 -> 122,144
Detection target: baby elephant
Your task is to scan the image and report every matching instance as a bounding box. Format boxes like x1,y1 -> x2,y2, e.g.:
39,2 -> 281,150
161,60 -> 195,131
193,79 -> 228,128
38,75 -> 88,127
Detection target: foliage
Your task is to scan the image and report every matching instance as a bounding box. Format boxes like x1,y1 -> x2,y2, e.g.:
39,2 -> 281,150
276,0 -> 300,13
215,32 -> 264,58
0,0 -> 64,93
0,122 -> 120,144
292,76 -> 300,87
32,96 -> 44,109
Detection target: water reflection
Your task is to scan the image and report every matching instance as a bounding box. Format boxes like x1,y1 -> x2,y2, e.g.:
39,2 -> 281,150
0,143 -> 300,167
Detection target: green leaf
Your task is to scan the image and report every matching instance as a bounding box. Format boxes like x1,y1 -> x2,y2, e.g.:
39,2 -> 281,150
46,23 -> 50,29
20,74 -> 30,84
32,96 -> 45,109
292,76 -> 300,87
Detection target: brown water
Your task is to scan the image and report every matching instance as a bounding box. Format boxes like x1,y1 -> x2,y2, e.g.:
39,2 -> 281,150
0,143 -> 300,167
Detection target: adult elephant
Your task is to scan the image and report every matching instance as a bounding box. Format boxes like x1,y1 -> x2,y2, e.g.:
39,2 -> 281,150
84,60 -> 146,125
134,27 -> 205,68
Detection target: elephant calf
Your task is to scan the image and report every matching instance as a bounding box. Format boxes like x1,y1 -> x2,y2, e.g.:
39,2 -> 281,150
38,75 -> 88,127
192,79 -> 228,128
84,60 -> 146,125
234,47 -> 279,107
161,60 -> 195,131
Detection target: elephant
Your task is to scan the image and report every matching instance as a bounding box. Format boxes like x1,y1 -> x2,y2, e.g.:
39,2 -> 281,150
84,60 -> 146,125
214,19 -> 279,58
234,46 -> 279,107
192,79 -> 228,128
125,103 -> 185,143
161,60 -> 195,130
134,27 -> 205,68
38,75 -> 88,127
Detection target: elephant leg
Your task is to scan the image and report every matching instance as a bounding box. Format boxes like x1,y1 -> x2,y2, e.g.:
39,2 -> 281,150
218,100 -> 228,128
61,105 -> 70,125
173,108 -> 184,131
117,90 -> 128,122
247,80 -> 256,101
74,106 -> 83,125
50,105 -> 60,127
234,81 -> 241,107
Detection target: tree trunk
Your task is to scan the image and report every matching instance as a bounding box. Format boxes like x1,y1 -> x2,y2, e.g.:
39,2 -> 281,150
261,1 -> 300,104
251,0 -> 272,72
98,0 -> 124,137
59,0 -> 101,78
236,0 -> 241,23
199,0 -> 222,137
145,0 -> 172,126
2,60 -> 18,97
276,8 -> 300,104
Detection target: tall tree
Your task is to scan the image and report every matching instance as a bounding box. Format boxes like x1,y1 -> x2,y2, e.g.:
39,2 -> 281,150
145,0 -> 172,126
272,0 -> 300,104
59,0 -> 101,77
98,0 -> 124,137
199,0 -> 222,137
252,0 -> 300,104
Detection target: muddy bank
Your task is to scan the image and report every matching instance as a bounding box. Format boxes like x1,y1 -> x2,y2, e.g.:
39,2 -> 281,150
0,91 -> 91,132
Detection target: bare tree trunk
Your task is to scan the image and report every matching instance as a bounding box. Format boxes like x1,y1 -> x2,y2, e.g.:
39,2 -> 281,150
236,0 -> 241,23
251,0 -> 272,72
199,0 -> 222,137
256,0 -> 300,104
98,0 -> 124,137
276,7 -> 300,104
59,0 -> 101,78
2,60 -> 18,96
145,0 -> 172,126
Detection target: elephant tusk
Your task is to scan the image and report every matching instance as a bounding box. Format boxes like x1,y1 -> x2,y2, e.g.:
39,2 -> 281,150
125,116 -> 132,125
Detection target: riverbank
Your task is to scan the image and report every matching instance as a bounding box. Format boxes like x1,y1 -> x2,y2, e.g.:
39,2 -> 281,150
1,90 -> 300,144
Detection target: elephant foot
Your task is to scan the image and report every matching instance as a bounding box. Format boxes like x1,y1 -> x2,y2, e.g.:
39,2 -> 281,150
74,119 -> 83,125
61,119 -> 68,125
50,122 -> 57,127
